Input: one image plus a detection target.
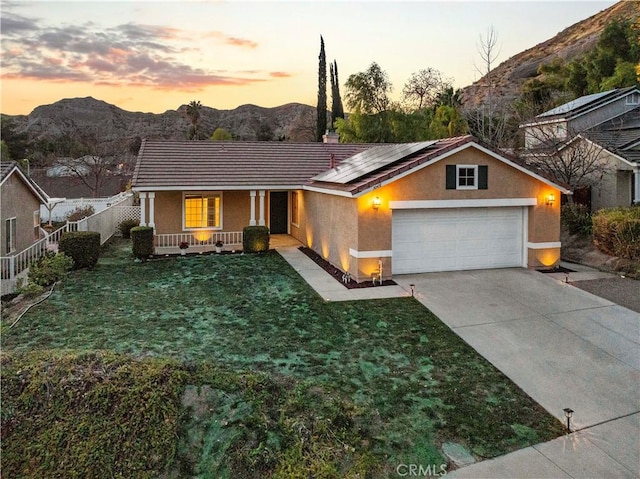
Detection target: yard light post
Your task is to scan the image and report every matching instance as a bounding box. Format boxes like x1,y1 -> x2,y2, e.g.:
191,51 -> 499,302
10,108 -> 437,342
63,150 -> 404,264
410,284 -> 415,297
563,408 -> 574,433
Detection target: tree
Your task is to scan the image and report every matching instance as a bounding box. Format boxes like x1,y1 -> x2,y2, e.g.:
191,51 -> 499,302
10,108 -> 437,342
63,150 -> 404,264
316,36 -> 327,142
186,100 -> 203,140
466,27 -> 504,146
211,128 -> 233,141
1,140 -> 10,162
402,68 -> 451,110
344,62 -> 392,115
522,125 -> 613,200
1,116 -> 29,161
330,60 -> 345,128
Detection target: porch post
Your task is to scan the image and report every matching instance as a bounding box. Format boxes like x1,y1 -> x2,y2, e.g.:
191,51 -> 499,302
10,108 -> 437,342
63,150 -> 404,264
634,168 -> 640,204
258,190 -> 266,226
250,190 -> 257,226
139,192 -> 147,226
148,192 -> 156,229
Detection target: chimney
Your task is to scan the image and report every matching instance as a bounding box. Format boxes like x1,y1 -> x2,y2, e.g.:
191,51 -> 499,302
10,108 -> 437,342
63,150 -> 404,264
329,153 -> 336,169
322,130 -> 339,143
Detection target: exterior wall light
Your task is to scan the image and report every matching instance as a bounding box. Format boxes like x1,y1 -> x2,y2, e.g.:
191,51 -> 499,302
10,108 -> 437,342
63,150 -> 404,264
546,193 -> 555,206
372,197 -> 381,209
563,407 -> 574,433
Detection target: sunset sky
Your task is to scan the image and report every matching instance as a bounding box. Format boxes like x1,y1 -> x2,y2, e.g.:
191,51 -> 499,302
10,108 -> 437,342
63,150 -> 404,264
1,0 -> 616,116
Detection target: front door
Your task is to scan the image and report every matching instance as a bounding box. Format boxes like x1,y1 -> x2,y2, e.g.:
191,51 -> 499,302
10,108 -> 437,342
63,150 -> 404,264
269,192 -> 288,234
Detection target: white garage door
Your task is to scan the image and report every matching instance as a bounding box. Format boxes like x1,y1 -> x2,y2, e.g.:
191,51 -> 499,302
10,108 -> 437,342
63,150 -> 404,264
392,207 -> 524,274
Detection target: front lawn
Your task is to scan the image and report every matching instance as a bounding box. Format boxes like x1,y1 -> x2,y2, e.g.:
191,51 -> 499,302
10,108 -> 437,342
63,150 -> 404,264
1,239 -> 563,477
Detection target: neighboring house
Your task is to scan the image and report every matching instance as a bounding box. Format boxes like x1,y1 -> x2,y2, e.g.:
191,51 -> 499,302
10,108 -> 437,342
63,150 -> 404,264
133,136 -> 566,282
520,87 -> 640,209
0,161 -> 49,256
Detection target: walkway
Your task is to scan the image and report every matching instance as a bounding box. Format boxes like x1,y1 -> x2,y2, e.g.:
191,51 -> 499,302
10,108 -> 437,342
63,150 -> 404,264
276,245 -> 408,301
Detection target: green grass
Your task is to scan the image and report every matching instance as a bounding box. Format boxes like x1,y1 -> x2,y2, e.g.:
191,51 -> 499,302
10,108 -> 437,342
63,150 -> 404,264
1,239 -> 564,477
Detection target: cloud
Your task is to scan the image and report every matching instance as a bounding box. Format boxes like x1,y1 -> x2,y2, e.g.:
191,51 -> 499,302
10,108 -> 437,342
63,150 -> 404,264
0,11 -> 266,91
270,71 -> 292,78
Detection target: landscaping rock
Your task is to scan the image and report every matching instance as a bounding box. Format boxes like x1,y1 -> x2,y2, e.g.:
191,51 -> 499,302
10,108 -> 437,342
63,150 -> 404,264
442,442 -> 476,468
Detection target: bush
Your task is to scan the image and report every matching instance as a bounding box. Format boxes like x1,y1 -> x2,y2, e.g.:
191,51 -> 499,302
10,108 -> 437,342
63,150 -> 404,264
59,231 -> 101,269
561,204 -> 592,236
65,206 -> 95,222
131,226 -> 154,260
27,252 -> 74,286
119,219 -> 139,239
243,226 -> 270,253
592,207 -> 640,260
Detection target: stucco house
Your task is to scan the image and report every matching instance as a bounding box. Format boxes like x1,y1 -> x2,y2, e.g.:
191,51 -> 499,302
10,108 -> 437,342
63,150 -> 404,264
132,135 -> 567,282
1,161 -> 50,256
520,87 -> 640,210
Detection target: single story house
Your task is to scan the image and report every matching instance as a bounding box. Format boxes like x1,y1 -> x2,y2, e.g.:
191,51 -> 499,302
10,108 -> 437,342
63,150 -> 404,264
1,161 -> 49,256
132,135 -> 567,282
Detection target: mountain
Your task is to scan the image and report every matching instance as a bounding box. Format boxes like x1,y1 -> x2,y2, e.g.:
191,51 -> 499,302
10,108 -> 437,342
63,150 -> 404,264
3,97 -> 316,148
461,1 -> 639,110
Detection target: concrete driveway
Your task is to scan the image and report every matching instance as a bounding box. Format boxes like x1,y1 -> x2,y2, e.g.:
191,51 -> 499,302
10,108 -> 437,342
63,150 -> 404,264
395,268 -> 640,477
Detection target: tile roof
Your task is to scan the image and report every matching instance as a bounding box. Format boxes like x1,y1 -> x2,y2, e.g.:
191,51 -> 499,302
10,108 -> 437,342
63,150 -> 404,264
133,136 -> 565,196
583,107 -> 640,165
1,161 -> 17,182
133,140 -> 375,189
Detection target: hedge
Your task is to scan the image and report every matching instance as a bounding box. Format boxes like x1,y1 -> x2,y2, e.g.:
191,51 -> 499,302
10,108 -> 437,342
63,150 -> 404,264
592,207 -> 640,260
243,226 -> 270,253
131,226 -> 154,260
59,231 -> 101,269
119,219 -> 139,239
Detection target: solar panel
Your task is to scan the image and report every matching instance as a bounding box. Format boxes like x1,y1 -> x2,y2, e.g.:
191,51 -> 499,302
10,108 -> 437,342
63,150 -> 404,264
538,90 -> 612,118
312,141 -> 436,184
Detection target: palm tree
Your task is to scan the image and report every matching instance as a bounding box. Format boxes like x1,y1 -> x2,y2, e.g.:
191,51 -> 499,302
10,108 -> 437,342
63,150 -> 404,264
186,100 -> 202,140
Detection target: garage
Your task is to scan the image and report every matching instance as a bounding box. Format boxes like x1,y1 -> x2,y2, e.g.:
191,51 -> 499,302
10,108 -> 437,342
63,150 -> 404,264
392,207 -> 525,274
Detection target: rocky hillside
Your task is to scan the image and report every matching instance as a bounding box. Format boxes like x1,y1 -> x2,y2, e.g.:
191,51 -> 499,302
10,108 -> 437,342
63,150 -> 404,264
461,0 -> 639,109
4,97 -> 316,148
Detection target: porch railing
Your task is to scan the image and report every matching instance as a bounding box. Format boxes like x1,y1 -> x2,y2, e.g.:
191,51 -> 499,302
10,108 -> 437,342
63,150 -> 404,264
155,231 -> 244,251
1,223 -> 68,294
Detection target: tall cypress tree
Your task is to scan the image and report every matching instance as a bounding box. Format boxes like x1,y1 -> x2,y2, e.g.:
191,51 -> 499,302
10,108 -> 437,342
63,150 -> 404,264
330,60 -> 344,128
316,36 -> 327,142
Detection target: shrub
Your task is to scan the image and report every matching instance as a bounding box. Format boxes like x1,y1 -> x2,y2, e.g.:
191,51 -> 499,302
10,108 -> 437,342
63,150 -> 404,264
119,219 -> 139,239
592,207 -> 640,260
243,226 -> 270,253
131,226 -> 154,260
59,231 -> 101,269
561,204 -> 592,236
27,252 -> 74,286
65,206 -> 95,222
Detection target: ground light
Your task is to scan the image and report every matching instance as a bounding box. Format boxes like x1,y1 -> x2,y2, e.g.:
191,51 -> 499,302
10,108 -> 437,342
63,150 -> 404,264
563,408 -> 574,433
410,284 -> 415,297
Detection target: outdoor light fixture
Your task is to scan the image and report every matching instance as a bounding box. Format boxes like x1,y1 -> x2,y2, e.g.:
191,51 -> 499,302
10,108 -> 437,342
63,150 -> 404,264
546,193 -> 556,206
410,284 -> 415,297
563,408 -> 574,433
372,196 -> 381,209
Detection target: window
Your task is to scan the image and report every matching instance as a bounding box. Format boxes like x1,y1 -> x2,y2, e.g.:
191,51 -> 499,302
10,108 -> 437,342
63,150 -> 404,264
33,210 -> 41,240
446,165 -> 488,190
291,191 -> 299,226
457,165 -> 477,189
626,93 -> 639,106
184,193 -> 221,229
5,217 -> 16,254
